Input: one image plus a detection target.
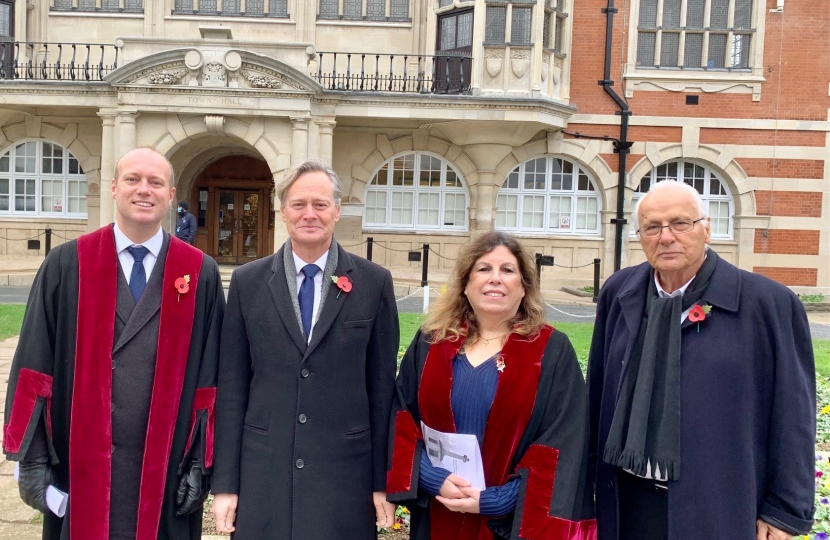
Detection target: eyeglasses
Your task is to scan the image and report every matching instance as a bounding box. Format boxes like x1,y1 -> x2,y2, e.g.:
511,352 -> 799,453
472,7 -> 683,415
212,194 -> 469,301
637,218 -> 705,238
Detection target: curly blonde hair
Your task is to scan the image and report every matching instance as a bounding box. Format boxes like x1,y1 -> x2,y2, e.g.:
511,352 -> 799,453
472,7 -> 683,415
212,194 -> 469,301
422,231 -> 546,344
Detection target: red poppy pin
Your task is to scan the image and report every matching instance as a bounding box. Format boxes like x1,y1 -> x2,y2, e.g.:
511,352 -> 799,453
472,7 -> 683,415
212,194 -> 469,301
175,275 -> 191,302
689,303 -> 712,332
496,356 -> 506,373
331,275 -> 352,298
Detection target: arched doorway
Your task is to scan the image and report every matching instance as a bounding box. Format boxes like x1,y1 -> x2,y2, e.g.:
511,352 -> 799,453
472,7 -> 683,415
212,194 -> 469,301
189,154 -> 274,263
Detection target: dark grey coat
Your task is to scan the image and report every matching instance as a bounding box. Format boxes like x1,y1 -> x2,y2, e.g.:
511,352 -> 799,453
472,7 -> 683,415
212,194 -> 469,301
213,240 -> 400,540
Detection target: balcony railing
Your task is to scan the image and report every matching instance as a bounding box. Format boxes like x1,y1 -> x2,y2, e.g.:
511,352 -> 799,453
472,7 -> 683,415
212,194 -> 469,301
0,42 -> 120,81
313,52 -> 472,94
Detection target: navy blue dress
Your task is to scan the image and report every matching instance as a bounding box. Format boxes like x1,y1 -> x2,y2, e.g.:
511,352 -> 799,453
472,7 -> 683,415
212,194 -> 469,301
418,352 -> 520,516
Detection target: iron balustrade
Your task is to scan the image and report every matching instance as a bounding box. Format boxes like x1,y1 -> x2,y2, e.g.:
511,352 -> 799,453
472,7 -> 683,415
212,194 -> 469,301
313,52 -> 472,94
0,42 -> 120,82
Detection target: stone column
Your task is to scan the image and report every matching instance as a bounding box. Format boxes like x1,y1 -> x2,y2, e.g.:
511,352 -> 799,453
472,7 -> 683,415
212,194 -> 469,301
117,111 -> 138,161
472,174 -> 497,232
291,117 -> 310,165
317,121 -> 336,166
97,110 -> 118,226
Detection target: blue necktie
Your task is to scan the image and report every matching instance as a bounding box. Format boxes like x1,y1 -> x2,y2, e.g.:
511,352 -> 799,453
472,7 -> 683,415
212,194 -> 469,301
298,264 -> 320,340
127,246 -> 149,303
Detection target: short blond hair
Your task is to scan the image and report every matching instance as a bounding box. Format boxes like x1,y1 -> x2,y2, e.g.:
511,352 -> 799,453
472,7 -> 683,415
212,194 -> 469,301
277,158 -> 342,208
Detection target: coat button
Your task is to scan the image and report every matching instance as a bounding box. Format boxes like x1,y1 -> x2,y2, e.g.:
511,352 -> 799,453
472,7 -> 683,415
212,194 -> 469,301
112,445 -> 116,453
300,368 -> 309,378
295,459 -> 304,469
112,361 -> 116,369
608,480 -> 615,489
111,403 -> 116,413
298,414 -> 307,424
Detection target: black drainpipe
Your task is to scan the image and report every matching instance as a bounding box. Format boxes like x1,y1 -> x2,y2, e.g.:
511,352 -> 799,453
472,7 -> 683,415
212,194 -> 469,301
600,0 -> 633,272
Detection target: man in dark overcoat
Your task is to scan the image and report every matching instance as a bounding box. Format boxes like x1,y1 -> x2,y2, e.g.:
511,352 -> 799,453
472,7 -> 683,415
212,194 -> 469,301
587,180 -> 815,540
212,158 -> 400,539
3,147 -> 225,540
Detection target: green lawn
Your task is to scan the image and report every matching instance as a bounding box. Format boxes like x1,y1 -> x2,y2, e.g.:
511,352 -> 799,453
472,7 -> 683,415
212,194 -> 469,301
0,308 -> 827,378
399,313 -> 594,370
0,304 -> 25,341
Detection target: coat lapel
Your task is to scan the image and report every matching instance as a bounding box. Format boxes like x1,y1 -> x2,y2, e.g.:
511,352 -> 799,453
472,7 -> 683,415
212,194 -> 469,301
614,264 -> 650,395
269,247 -> 307,355
115,267 -> 135,327
112,235 -> 169,356
680,255 -> 741,331
303,246 -> 352,360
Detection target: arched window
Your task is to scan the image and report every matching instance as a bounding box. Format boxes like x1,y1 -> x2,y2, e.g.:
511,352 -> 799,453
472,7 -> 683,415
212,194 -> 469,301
0,140 -> 88,218
495,157 -> 601,235
363,152 -> 469,232
631,160 -> 733,239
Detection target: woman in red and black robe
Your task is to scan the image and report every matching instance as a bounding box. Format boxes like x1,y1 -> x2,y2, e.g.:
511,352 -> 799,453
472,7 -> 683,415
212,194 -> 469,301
386,231 -> 596,540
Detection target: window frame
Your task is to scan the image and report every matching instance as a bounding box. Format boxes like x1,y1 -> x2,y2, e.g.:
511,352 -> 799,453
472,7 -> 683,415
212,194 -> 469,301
0,139 -> 88,219
52,0 -> 143,12
624,0 -> 766,99
495,156 -> 602,237
629,159 -> 734,240
318,0 -> 409,21
362,151 -> 469,233
170,0 -> 288,17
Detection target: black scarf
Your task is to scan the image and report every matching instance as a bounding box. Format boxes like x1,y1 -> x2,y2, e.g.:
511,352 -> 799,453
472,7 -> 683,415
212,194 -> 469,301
603,249 -> 719,481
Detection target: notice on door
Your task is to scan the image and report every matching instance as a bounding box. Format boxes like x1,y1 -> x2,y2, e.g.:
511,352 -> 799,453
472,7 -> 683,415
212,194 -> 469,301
53,198 -> 62,212
227,204 -> 234,210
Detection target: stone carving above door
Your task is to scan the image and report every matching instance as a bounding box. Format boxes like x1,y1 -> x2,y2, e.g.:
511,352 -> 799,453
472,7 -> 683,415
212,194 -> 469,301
107,48 -> 320,94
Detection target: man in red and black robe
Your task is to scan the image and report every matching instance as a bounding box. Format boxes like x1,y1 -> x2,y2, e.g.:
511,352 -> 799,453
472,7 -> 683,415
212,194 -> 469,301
3,148 -> 224,540
387,326 -> 597,540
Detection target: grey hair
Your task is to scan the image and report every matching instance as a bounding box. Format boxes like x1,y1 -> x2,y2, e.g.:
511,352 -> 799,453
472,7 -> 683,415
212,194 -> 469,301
277,158 -> 342,208
114,146 -> 175,186
633,180 -> 708,230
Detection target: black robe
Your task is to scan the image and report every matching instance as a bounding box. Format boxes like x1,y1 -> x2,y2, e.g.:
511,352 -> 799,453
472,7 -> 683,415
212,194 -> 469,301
386,325 -> 596,540
3,225 -> 225,540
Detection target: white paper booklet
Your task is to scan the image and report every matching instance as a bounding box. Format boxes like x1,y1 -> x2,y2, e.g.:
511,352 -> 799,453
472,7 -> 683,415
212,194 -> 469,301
14,462 -> 68,517
421,422 -> 486,490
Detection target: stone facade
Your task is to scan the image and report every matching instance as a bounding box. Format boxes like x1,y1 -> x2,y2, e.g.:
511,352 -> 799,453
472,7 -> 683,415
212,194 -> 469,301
0,0 -> 826,294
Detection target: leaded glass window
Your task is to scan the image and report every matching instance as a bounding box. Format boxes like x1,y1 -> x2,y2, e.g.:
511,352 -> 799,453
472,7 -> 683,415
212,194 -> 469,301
367,0 -> 384,19
319,0 -> 338,18
511,7 -> 532,45
390,0 -> 408,18
637,0 -> 754,70
485,5 -> 506,44
269,0 -> 288,17
222,0 -> 241,14
343,0 -> 362,19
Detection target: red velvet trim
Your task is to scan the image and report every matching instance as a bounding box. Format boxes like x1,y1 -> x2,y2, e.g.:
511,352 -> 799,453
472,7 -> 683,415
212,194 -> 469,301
386,410 -> 423,494
516,444 -> 597,540
3,368 -> 53,454
71,229 -> 203,540
71,226 -> 119,540
135,236 -> 203,540
185,387 -> 216,468
421,326 -> 554,540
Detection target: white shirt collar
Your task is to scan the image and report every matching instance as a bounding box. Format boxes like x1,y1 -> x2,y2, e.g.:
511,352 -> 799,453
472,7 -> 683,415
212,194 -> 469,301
654,272 -> 697,298
292,249 -> 329,276
113,222 -> 164,257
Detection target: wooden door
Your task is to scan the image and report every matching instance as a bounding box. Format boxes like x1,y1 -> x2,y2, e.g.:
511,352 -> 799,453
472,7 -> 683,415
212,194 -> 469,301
214,189 -> 263,264
435,9 -> 473,93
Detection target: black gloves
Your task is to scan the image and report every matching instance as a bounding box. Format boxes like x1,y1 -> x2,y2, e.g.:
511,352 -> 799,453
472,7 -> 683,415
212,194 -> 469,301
18,458 -> 56,514
176,459 -> 209,517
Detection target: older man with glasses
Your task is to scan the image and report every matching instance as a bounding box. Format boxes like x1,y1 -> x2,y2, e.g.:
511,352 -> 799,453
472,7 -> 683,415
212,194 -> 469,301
587,180 -> 815,540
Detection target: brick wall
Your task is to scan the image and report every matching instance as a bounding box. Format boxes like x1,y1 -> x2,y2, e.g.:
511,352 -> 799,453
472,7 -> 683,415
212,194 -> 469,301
754,229 -> 821,255
599,153 -> 646,173
753,267 -> 818,287
566,124 -> 682,143
736,158 -> 825,179
699,128 -> 826,147
755,191 -> 823,217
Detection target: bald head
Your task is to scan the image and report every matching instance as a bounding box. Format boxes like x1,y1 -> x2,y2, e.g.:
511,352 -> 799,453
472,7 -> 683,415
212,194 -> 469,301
114,147 -> 175,186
